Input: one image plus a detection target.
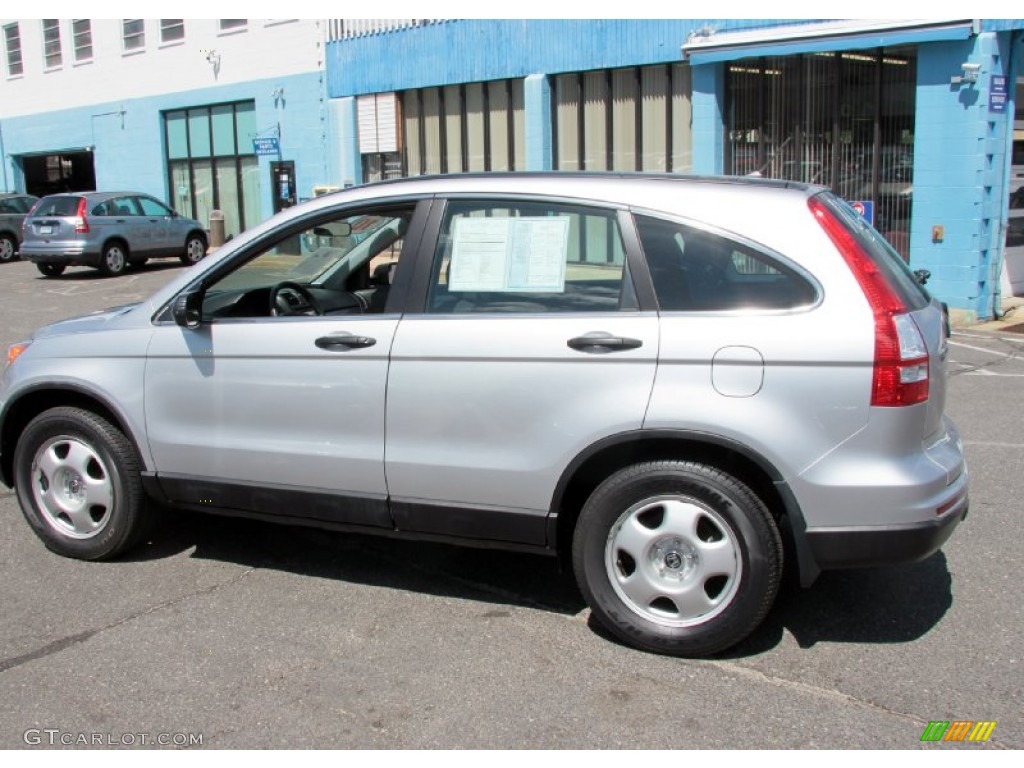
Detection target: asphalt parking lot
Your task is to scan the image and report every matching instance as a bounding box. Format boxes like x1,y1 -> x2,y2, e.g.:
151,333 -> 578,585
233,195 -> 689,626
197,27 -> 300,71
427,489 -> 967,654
0,257 -> 1022,749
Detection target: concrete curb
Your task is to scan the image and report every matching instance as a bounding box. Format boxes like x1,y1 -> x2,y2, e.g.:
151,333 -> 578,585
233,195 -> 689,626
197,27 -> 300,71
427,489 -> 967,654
964,296 -> 1024,333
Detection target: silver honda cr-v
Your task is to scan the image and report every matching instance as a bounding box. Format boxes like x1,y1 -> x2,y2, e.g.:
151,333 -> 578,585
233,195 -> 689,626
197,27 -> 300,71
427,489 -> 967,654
0,173 -> 968,657
19,191 -> 207,277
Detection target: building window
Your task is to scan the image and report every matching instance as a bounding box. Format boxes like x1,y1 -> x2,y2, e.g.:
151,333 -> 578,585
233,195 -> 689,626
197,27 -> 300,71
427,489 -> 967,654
164,101 -> 260,239
725,48 -> 917,260
3,23 -> 22,76
72,20 -> 92,63
552,63 -> 692,173
219,20 -> 247,32
122,19 -> 145,52
160,20 -> 185,44
389,78 -> 526,181
42,19 -> 62,69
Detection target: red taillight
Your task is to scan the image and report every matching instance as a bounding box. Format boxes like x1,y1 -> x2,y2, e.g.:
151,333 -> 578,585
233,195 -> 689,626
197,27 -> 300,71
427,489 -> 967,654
809,197 -> 929,407
74,197 -> 89,233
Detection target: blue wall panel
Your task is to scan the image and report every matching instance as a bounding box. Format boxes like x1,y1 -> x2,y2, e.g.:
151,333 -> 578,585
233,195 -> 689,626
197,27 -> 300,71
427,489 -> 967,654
2,72 -> 325,226
910,32 -> 1010,320
327,19 -> 818,97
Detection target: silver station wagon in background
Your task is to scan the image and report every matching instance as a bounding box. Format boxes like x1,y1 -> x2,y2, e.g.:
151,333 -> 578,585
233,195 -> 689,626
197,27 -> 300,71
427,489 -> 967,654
19,191 -> 208,277
0,173 -> 968,656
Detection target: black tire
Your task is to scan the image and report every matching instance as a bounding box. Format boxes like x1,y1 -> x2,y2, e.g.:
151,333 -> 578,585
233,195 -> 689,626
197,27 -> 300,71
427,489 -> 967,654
181,234 -> 207,265
99,242 -> 128,276
0,233 -> 17,262
13,407 -> 150,560
572,461 -> 783,657
36,263 -> 65,277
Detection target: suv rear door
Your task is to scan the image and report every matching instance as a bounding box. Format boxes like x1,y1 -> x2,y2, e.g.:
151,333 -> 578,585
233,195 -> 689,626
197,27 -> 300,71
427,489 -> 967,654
384,197 -> 659,545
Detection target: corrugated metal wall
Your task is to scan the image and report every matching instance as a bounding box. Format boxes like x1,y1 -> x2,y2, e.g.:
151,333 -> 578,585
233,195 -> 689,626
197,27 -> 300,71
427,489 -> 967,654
325,19 -> 824,98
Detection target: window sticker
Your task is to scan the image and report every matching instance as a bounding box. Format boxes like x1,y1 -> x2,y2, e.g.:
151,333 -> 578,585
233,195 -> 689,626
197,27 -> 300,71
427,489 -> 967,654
449,216 -> 569,292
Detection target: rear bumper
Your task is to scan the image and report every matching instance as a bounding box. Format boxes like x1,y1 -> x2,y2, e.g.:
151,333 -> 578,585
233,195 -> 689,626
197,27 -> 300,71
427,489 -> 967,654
805,485 -> 968,571
19,245 -> 92,265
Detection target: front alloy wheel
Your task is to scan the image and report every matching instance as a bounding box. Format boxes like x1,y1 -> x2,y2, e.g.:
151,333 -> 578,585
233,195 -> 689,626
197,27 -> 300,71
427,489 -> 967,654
14,407 -> 150,560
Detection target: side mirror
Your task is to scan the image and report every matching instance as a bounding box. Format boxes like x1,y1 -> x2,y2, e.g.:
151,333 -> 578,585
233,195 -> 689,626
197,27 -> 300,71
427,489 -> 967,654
172,290 -> 203,329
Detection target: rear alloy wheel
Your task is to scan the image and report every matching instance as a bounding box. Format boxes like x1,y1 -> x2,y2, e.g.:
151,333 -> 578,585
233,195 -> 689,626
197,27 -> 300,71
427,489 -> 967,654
573,461 -> 783,657
181,235 -> 207,265
99,243 -> 128,276
0,233 -> 17,262
13,407 -> 150,560
37,263 -> 66,277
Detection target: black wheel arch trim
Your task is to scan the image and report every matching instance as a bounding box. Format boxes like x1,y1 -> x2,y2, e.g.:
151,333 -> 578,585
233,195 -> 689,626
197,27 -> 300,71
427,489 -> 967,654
0,381 -> 148,488
546,428 -> 821,586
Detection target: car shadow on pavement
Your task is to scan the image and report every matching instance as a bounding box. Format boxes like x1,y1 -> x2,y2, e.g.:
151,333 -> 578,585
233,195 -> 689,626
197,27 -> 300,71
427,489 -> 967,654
723,552 -> 953,657
123,508 -> 586,616
33,262 -> 188,281
124,509 -> 952,652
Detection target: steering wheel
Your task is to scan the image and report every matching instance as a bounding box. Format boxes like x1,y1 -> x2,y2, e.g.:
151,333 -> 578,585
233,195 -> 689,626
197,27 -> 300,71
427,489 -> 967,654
269,281 -> 323,316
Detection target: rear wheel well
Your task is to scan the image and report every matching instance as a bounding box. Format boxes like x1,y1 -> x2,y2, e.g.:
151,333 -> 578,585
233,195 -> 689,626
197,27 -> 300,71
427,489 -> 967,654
1,389 -> 141,487
555,437 -> 790,563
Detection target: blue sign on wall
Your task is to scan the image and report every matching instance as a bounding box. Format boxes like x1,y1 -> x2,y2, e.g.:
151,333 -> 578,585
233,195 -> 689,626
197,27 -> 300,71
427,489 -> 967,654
850,200 -> 874,226
253,137 -> 280,155
990,75 -> 1008,114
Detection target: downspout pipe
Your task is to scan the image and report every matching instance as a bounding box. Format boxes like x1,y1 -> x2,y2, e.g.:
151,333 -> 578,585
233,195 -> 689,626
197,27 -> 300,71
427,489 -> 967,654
997,29 -> 1023,317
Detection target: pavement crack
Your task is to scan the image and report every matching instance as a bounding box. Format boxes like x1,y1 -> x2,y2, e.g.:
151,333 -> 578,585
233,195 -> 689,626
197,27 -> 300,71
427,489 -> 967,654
0,567 -> 256,675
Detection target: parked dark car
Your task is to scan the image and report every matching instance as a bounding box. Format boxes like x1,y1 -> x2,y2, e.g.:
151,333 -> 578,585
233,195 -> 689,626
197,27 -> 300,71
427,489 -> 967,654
0,192 -> 39,262
19,191 -> 207,277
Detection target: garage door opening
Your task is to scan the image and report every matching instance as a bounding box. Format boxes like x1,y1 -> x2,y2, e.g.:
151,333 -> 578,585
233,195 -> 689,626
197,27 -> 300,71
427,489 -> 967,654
21,151 -> 96,197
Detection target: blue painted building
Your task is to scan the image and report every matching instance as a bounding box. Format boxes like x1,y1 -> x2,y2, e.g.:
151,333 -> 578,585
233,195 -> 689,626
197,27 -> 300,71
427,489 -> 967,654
325,19 -> 1024,322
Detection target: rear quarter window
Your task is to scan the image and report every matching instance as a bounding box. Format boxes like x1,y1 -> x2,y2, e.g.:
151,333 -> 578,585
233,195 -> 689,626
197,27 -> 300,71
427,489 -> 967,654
634,214 -> 817,312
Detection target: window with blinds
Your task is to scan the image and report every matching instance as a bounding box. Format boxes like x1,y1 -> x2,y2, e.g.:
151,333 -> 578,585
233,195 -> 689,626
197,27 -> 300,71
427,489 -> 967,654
552,63 -> 692,173
397,79 -> 526,177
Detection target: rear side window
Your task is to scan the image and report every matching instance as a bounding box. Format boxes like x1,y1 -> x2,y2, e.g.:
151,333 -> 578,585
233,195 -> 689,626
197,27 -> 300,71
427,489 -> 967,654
635,214 -> 817,312
426,200 -> 637,314
817,193 -> 929,310
32,196 -> 83,217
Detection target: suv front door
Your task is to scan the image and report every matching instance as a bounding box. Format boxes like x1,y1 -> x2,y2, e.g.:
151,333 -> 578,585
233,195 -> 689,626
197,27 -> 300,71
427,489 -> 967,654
143,200 -> 427,528
384,198 -> 659,545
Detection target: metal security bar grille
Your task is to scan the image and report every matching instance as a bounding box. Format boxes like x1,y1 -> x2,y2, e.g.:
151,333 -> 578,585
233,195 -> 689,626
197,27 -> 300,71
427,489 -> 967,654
726,48 -> 916,259
552,63 -> 692,173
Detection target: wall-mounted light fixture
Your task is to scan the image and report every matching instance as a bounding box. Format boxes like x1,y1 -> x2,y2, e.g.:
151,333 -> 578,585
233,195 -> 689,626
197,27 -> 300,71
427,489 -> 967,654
951,61 -> 981,86
205,49 -> 221,66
